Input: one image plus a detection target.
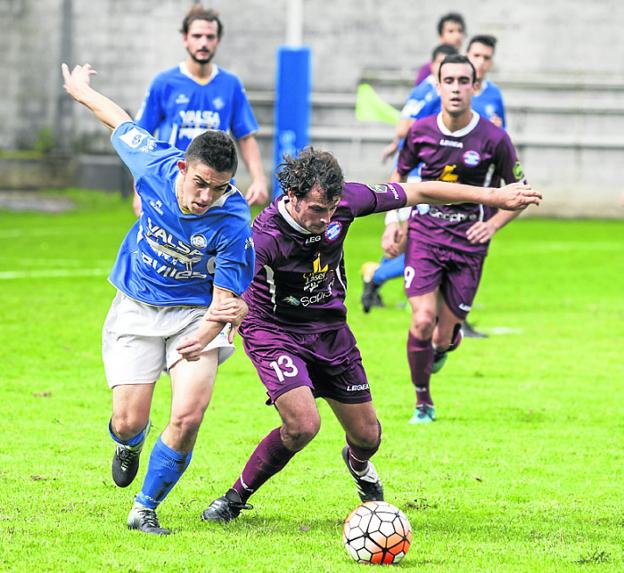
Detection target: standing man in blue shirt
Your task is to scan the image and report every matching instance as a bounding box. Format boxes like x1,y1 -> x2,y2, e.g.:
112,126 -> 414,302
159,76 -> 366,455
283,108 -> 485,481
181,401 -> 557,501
133,6 -> 268,214
62,62 -> 255,535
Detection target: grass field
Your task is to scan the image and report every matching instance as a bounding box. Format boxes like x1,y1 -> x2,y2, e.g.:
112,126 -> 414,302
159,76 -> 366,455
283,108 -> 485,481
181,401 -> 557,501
1,190 -> 623,572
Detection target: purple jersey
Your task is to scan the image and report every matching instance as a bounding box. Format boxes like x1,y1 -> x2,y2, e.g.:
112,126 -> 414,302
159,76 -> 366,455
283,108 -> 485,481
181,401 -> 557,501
243,182 -> 407,332
397,112 -> 525,255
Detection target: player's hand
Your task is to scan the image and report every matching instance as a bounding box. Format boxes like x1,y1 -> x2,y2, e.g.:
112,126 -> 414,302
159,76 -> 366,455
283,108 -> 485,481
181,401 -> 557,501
132,190 -> 142,217
381,140 -> 398,164
245,180 -> 269,206
489,113 -> 503,128
381,222 -> 406,258
205,297 -> 248,327
466,220 -> 497,244
176,336 -> 205,362
487,182 -> 542,210
61,63 -> 97,101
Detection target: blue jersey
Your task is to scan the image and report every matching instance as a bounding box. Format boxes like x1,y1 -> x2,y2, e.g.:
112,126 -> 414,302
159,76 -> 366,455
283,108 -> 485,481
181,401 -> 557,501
109,122 -> 255,307
409,78 -> 507,128
400,76 -> 438,120
135,64 -> 259,150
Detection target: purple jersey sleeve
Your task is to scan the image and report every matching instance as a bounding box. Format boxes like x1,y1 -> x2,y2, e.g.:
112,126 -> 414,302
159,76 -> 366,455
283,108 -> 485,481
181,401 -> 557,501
493,132 -> 525,184
396,127 -> 422,178
343,182 -> 408,218
415,62 -> 432,86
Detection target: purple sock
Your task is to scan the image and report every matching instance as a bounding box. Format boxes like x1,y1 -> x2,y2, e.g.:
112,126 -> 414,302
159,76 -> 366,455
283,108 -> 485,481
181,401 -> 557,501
232,427 -> 296,503
407,332 -> 434,406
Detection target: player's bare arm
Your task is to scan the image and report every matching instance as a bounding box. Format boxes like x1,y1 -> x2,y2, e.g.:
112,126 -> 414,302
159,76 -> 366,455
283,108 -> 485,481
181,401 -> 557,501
61,63 -> 131,130
238,135 -> 269,205
205,295 -> 248,342
466,208 -> 522,244
403,180 -> 542,210
176,286 -> 238,361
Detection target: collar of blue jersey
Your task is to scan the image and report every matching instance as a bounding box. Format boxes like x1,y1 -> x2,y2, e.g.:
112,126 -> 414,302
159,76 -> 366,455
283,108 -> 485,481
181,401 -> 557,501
277,196 -> 312,235
436,110 -> 480,137
178,62 -> 219,85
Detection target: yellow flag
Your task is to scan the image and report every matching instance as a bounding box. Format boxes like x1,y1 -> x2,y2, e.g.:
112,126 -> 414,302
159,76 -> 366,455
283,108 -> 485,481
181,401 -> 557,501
355,83 -> 400,125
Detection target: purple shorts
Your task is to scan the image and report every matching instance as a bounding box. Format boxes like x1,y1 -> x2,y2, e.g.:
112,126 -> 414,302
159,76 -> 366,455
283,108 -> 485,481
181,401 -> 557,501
404,236 -> 485,319
240,322 -> 371,405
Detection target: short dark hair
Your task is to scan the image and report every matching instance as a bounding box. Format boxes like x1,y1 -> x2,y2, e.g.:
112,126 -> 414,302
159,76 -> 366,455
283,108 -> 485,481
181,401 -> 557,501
437,12 -> 466,36
467,34 -> 497,52
438,54 -> 477,84
185,130 -> 238,176
276,148 -> 344,202
431,43 -> 459,61
180,5 -> 223,38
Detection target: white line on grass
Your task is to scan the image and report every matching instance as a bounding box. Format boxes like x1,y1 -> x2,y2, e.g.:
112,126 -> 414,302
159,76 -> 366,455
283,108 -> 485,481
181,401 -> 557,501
0,268 -> 109,280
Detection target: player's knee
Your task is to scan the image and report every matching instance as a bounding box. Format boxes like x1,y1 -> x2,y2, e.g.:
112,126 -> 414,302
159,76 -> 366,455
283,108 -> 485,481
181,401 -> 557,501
348,419 -> 382,455
282,417 -> 320,450
410,311 -> 436,338
111,412 -> 149,440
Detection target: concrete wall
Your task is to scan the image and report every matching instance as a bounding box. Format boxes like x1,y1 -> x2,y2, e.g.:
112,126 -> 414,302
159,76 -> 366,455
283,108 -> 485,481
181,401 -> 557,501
1,0 -> 623,215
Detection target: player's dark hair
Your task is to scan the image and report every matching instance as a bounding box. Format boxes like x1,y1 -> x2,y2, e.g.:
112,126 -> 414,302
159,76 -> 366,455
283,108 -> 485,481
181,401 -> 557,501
276,148 -> 344,202
185,130 -> 238,176
180,5 -> 223,38
438,53 -> 477,84
431,43 -> 459,61
437,12 -> 466,36
467,34 -> 497,52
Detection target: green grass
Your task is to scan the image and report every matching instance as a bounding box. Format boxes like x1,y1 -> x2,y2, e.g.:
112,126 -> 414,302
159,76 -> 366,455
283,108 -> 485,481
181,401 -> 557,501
1,190 -> 623,572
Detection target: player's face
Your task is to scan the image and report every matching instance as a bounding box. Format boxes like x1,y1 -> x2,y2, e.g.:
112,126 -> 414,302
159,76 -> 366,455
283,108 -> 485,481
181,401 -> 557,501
177,160 -> 232,215
437,63 -> 475,116
467,42 -> 494,80
439,22 -> 464,50
183,20 -> 220,65
287,185 -> 340,234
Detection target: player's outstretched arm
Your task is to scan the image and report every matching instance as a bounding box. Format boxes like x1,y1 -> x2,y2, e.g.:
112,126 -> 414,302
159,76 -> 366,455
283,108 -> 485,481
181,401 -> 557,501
61,63 -> 131,130
176,287 -> 242,361
403,180 -> 542,210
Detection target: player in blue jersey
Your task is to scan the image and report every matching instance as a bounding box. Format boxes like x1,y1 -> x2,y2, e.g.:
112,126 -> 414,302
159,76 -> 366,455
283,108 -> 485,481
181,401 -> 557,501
132,6 -> 267,215
62,63 -> 255,535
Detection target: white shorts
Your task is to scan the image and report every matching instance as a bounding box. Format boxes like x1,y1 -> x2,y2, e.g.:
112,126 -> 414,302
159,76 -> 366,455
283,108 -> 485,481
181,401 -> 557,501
102,292 -> 235,388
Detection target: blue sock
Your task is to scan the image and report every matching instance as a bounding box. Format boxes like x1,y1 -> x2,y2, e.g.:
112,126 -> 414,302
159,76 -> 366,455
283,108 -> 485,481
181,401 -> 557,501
373,254 -> 405,285
108,419 -> 150,447
135,436 -> 192,509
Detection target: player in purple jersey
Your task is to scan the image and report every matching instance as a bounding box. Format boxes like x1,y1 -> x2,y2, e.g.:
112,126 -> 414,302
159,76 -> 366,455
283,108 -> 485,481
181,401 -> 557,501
62,63 -> 252,535
388,54 -> 535,424
132,6 -> 267,215
200,148 -> 540,522
414,13 -> 466,86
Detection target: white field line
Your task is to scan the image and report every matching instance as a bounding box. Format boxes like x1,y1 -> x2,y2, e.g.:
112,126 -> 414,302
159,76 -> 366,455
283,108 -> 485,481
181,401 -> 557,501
0,268 -> 109,280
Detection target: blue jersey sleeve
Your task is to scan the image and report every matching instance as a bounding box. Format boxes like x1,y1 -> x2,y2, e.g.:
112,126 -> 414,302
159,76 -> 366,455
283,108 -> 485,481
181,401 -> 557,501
213,222 -> 255,296
229,77 -> 259,140
135,79 -> 165,135
111,121 -> 181,184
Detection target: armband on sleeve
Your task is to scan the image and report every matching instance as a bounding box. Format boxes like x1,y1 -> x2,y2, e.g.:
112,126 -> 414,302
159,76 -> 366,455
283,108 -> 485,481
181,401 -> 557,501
384,207 -> 411,225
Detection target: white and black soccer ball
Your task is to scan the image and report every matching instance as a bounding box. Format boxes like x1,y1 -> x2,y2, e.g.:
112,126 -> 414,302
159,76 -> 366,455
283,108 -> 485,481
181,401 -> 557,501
343,501 -> 412,565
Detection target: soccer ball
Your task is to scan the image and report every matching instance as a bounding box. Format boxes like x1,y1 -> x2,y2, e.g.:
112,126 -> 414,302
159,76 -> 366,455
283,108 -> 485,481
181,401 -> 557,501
343,501 -> 412,565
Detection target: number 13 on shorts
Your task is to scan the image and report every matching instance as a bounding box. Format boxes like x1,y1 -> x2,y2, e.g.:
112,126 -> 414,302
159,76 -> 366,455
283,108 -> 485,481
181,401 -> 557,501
269,354 -> 299,383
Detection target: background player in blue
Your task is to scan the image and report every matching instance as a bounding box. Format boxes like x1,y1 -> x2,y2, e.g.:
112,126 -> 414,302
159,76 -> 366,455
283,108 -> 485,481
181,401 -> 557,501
133,6 -> 267,214
62,63 -> 255,535
200,149 -> 540,523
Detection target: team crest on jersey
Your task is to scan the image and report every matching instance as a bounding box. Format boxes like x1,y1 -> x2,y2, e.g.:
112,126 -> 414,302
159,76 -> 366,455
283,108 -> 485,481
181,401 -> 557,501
324,221 -> 342,242
462,150 -> 481,167
212,97 -> 225,110
303,254 -> 329,292
190,234 -> 207,249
